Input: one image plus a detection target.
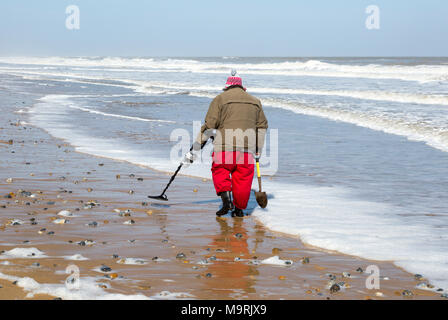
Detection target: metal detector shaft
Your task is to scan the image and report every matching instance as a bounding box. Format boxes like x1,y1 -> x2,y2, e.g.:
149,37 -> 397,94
148,137 -> 212,201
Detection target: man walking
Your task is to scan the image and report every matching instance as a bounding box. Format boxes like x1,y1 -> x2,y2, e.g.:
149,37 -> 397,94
187,70 -> 268,217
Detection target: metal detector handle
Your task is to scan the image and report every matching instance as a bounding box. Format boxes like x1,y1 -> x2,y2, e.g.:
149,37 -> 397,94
160,137 -> 213,196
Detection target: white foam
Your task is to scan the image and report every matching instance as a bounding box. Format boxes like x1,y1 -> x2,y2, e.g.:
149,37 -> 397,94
151,291 -> 194,300
68,104 -> 176,124
263,97 -> 448,153
260,256 -> 293,266
116,258 -> 148,265
0,248 -> 47,259
63,254 -> 89,261
2,56 -> 448,82
252,180 -> 448,291
0,272 -> 150,300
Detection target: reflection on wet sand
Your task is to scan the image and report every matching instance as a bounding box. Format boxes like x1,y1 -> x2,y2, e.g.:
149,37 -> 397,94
203,217 -> 265,295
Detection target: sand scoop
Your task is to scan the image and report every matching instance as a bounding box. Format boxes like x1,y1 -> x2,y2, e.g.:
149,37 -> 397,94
254,155 -> 268,208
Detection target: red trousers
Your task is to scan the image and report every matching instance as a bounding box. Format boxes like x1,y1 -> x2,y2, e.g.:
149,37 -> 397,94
211,151 -> 254,210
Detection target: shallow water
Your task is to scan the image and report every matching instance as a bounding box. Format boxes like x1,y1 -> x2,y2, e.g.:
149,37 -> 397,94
1,56 -> 448,290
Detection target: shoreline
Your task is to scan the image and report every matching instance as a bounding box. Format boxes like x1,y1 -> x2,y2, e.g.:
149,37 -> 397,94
0,83 -> 444,300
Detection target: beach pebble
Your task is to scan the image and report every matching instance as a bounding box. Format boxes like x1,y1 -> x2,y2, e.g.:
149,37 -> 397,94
116,174 -> 120,179
52,218 -> 67,225
441,293 -> 448,299
123,219 -> 135,225
77,240 -> 95,246
356,267 -> 363,273
301,257 -> 310,264
330,283 -> 341,293
401,289 -> 414,297
87,221 -> 98,227
176,253 -> 186,259
6,178 -> 13,183
278,276 -> 286,280
327,274 -> 337,281
38,228 -> 46,234
205,273 -> 212,278
375,292 -> 384,297
342,272 -> 351,278
414,274 -> 424,281
100,265 -> 112,272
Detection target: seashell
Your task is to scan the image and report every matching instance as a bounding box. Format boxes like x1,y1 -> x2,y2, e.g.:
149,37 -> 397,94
278,276 -> 286,280
6,178 -> 13,183
123,220 -> 135,225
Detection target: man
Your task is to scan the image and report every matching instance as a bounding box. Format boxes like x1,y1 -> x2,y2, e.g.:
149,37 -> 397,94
186,70 -> 268,217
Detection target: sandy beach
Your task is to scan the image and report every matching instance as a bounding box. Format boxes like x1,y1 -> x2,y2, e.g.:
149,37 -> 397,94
0,85 -> 444,300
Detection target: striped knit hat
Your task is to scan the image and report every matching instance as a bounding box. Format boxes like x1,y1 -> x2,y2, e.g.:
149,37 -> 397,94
224,69 -> 246,91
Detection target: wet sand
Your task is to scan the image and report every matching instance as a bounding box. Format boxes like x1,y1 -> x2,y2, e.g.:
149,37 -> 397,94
0,90 -> 444,300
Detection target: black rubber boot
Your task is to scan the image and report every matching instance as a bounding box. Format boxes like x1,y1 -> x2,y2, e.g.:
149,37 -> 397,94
231,207 -> 244,218
216,191 -> 233,217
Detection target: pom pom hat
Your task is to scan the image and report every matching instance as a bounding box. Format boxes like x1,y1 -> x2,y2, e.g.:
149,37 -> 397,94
223,69 -> 246,91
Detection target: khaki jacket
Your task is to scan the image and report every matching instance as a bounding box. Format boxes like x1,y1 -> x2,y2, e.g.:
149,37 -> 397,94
197,87 -> 268,154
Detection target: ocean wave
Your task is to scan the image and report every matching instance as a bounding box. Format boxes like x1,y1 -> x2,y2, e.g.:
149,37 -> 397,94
2,56 -> 448,82
261,97 -> 448,153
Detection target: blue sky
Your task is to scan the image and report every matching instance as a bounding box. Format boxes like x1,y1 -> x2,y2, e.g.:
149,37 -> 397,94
0,0 -> 447,56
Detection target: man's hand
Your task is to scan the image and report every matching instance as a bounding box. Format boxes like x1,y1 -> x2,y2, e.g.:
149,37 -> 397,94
255,152 -> 261,161
182,151 -> 196,164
